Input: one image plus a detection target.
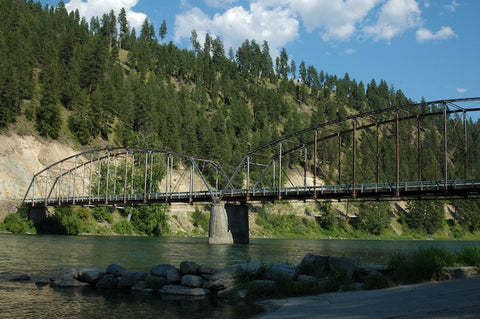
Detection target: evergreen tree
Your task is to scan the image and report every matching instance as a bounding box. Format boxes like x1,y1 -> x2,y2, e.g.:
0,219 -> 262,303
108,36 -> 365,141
159,19 -> 167,42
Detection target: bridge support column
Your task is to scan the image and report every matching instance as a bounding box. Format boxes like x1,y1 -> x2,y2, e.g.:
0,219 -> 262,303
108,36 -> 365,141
209,203 -> 233,244
208,203 -> 249,244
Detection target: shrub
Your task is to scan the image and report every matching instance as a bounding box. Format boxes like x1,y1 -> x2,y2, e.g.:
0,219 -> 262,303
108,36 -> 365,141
192,208 -> 209,232
364,272 -> 393,290
324,268 -> 354,292
36,206 -> 86,235
130,205 -> 169,236
112,220 -> 133,235
92,206 -> 114,223
3,213 -> 36,234
457,247 -> 480,267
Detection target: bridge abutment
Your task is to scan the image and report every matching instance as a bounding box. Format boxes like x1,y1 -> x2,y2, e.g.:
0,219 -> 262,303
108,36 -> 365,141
208,202 -> 249,244
27,206 -> 54,224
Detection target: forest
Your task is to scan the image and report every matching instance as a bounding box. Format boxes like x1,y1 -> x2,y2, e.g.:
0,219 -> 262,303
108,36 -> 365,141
1,0 -> 480,237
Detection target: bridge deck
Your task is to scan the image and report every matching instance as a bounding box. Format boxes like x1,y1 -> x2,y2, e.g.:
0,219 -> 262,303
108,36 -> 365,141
24,179 -> 480,207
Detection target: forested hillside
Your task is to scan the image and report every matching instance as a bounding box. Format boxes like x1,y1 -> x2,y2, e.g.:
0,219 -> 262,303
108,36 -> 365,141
1,0 -> 480,237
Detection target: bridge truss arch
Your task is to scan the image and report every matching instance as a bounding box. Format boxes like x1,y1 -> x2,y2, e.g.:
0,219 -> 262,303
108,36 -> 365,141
220,97 -> 480,202
23,147 -> 230,206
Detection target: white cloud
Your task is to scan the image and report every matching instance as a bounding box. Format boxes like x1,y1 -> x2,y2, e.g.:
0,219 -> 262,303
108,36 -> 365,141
287,0 -> 382,41
204,0 -> 240,8
344,48 -> 356,55
457,88 -> 467,94
174,2 -> 299,56
444,0 -> 459,12
64,0 -> 147,31
416,26 -> 457,42
363,0 -> 421,41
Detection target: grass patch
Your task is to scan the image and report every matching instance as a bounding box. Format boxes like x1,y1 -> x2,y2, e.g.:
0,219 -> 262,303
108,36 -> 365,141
389,247 -> 458,284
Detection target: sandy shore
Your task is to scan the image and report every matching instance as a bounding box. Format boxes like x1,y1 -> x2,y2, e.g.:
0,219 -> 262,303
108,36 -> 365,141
257,276 -> 480,318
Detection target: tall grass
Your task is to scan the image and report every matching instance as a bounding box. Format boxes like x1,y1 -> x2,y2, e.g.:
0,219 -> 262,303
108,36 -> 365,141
389,246 -> 480,284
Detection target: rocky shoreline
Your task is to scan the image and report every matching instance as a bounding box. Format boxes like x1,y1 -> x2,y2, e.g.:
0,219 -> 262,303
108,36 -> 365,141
11,254 -> 479,300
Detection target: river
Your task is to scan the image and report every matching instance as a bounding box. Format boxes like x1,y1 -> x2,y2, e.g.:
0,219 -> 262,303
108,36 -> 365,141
0,234 -> 478,318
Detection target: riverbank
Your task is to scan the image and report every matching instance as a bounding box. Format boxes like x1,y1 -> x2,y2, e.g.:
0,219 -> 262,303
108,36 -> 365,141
257,276 -> 480,318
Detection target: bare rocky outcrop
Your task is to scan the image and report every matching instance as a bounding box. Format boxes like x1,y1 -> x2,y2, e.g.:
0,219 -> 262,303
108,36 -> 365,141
0,133 -> 79,201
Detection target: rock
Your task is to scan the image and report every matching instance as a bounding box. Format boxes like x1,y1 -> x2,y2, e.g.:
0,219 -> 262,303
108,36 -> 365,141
180,261 -> 200,275
240,261 -> 265,278
355,265 -> 392,282
145,274 -> 167,289
160,284 -> 210,296
217,286 -> 234,297
60,269 -> 79,280
166,268 -> 181,283
442,266 -> 480,280
118,271 -> 148,289
105,264 -> 126,277
51,269 -> 88,288
209,265 -> 246,291
297,274 -> 316,283
10,274 -> 31,282
79,269 -> 104,285
35,278 -> 51,286
329,256 -> 357,280
181,274 -> 204,288
131,281 -> 147,292
53,274 -> 89,288
297,254 -> 330,277
96,274 -> 118,289
199,265 -> 218,275
151,264 -> 175,278
267,264 -> 297,280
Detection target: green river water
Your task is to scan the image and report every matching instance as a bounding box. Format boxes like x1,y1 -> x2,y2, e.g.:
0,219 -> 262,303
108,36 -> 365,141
0,233 -> 478,318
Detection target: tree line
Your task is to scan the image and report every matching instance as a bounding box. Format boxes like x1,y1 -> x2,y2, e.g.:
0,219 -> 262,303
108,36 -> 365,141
1,0 -> 480,236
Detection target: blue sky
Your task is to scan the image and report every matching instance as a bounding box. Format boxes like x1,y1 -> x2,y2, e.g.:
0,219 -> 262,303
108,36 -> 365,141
41,0 -> 479,104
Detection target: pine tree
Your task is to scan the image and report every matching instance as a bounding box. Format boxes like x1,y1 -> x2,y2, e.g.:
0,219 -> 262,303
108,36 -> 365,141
159,19 -> 167,42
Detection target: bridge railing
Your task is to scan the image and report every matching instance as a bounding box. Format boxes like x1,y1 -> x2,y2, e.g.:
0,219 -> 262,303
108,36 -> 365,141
23,179 -> 480,206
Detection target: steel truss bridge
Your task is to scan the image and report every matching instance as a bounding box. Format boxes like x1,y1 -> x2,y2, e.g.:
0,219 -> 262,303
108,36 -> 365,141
23,97 -> 480,207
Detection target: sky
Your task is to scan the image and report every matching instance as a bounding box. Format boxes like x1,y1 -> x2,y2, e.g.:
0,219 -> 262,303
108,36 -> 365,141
40,0 -> 480,104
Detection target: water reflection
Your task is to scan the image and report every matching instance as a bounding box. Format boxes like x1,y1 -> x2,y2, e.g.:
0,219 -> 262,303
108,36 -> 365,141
0,233 -> 478,318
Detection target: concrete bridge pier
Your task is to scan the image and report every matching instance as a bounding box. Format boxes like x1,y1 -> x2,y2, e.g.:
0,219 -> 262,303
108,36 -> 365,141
208,202 -> 249,244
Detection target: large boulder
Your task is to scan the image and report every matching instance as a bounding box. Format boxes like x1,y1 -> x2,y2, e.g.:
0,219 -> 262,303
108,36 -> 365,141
180,261 -> 200,275
166,268 -> 181,283
151,264 -> 175,278
329,256 -> 357,280
96,274 -> 118,289
118,271 -> 149,289
240,261 -> 265,278
52,272 -> 88,288
105,264 -> 126,277
131,281 -> 148,292
266,264 -> 297,280
181,274 -> 204,288
50,269 -> 88,288
78,269 -> 104,285
160,285 -> 210,296
145,274 -> 168,289
209,265 -> 246,291
199,265 -> 218,275
297,254 -> 330,277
